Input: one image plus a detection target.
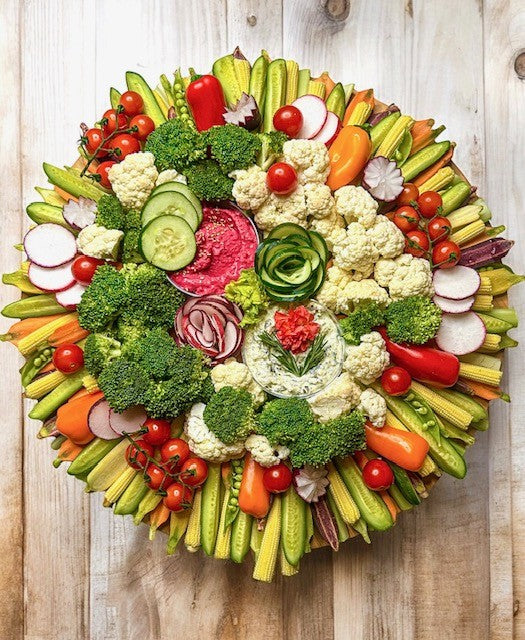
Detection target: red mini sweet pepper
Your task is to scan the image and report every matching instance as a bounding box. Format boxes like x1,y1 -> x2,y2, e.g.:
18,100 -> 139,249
186,71 -> 226,131
378,327 -> 459,388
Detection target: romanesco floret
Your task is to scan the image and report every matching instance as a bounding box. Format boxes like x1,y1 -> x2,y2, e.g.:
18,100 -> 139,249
282,139 -> 330,184
254,187 -> 308,233
77,264 -> 127,332
366,216 -> 405,259
231,165 -> 270,211
245,434 -> 290,467
304,183 -> 335,219
76,224 -> 123,261
307,372 -> 362,423
144,119 -> 207,172
358,388 -> 387,428
210,357 -> 266,406
332,222 -> 379,274
257,397 -> 314,447
334,185 -> 378,229
374,253 -> 434,300
83,333 -> 122,376
107,152 -> 158,210
206,124 -> 262,174
339,302 -> 386,345
203,386 -> 255,444
185,403 -> 245,463
343,331 -> 390,385
95,194 -> 125,230
385,295 -> 442,344
184,159 -> 234,202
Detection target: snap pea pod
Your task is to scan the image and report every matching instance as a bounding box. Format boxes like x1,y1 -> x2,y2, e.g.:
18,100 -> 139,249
2,294 -> 69,319
223,458 -> 244,530
401,141 -> 451,181
20,345 -> 54,387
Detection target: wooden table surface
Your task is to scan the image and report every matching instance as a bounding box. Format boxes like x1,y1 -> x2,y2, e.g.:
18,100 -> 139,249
1,1 -> 524,638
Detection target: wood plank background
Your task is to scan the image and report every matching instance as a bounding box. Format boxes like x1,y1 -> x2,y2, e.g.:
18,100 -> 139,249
0,1 -> 524,638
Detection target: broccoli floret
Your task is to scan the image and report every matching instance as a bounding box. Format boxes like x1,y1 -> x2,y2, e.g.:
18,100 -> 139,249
124,209 -> 141,230
116,315 -> 150,347
257,398 -> 314,447
77,265 -> 127,332
199,374 -> 216,403
288,410 -> 366,468
144,119 -> 207,173
339,302 -> 385,345
206,124 -> 262,174
125,327 -> 179,380
385,295 -> 442,344
95,194 -> 125,230
98,358 -> 150,412
121,228 -> 144,264
203,386 -> 255,444
83,333 -> 122,375
256,131 -> 288,171
184,159 -> 234,202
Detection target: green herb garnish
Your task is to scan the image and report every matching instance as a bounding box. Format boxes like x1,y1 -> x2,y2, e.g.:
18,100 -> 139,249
258,331 -> 327,377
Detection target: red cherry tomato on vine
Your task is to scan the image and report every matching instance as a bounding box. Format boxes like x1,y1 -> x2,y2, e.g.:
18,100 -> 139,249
266,162 -> 298,195
273,105 -> 304,138
405,229 -> 430,257
71,255 -> 104,285
160,438 -> 190,470
180,457 -> 208,487
52,343 -> 84,373
432,239 -> 461,269
163,482 -> 193,512
417,191 -> 443,219
125,439 -> 155,470
119,91 -> 144,117
93,160 -> 116,189
101,108 -> 128,136
142,418 -> 172,447
393,205 -> 420,233
262,463 -> 293,493
428,216 -> 452,242
381,366 -> 412,396
129,114 -> 155,141
84,128 -> 107,158
109,133 -> 141,160
145,463 -> 173,492
396,183 -> 419,206
362,459 -> 394,491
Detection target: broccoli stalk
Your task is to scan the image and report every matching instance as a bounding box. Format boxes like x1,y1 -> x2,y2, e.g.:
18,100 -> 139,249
256,131 -> 288,171
339,302 -> 385,345
385,295 -> 442,344
203,386 -> 255,444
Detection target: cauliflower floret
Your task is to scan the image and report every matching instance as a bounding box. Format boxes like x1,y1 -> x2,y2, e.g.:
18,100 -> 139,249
108,151 -> 158,210
332,222 -> 379,274
366,216 -> 405,259
343,331 -> 390,385
155,169 -> 187,186
254,186 -> 307,233
334,186 -> 378,229
308,208 -> 345,249
344,279 -> 390,308
374,253 -> 434,300
245,434 -> 290,467
231,165 -> 270,211
210,357 -> 266,407
358,388 -> 387,428
184,403 -> 245,463
282,139 -> 330,185
304,183 -> 335,219
76,224 -> 123,260
307,372 -> 362,423
316,266 -> 372,314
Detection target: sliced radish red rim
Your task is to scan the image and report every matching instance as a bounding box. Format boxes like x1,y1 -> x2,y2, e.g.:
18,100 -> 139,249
312,111 -> 341,146
362,156 -> 404,202
433,266 -> 481,300
291,95 -> 328,139
28,259 -> 76,292
55,282 -> 86,309
88,399 -> 120,440
109,405 -> 147,436
435,312 -> 486,355
24,223 -> 77,268
62,197 -> 97,230
433,295 -> 474,314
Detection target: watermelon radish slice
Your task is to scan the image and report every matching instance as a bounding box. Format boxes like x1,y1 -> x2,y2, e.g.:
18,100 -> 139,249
24,223 -> 77,267
55,282 -> 86,309
291,95 -> 328,139
109,405 -> 147,436
312,111 -> 341,146
433,266 -> 481,300
28,259 -> 76,292
435,312 -> 486,355
433,295 -> 474,314
88,399 -> 120,440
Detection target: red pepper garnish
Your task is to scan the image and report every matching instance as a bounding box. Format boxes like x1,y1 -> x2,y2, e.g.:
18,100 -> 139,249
274,306 -> 320,354
186,72 -> 226,132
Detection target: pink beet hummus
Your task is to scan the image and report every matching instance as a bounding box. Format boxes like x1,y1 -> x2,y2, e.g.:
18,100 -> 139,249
169,205 -> 258,296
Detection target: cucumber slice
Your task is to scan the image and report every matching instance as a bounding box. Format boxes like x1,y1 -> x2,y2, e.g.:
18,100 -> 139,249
308,230 -> 329,263
267,222 -> 310,241
276,260 -> 312,285
151,182 -> 203,224
141,191 -> 199,231
139,215 -> 196,271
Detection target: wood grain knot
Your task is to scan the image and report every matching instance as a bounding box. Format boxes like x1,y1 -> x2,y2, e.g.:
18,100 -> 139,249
515,51 -> 525,79
247,14 -> 257,27
322,0 -> 350,22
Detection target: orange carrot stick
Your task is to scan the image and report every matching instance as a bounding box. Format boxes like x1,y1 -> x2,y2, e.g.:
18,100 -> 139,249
53,438 -> 83,467
0,314 -> 64,345
48,317 -> 89,346
343,88 -> 374,125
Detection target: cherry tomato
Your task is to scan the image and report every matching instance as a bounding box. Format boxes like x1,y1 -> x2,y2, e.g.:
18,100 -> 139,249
381,366 -> 412,396
109,133 -> 141,160
163,482 -> 193,512
101,108 -> 128,136
145,463 -> 174,492
119,91 -> 144,117
84,128 -> 107,158
266,162 -> 298,195
432,239 -> 461,269
417,191 -> 443,219
405,229 -> 430,257
52,344 -> 84,373
397,183 -> 419,206
393,205 -> 420,233
273,105 -> 304,138
428,216 -> 452,242
160,438 -> 190,470
180,457 -> 208,487
129,114 -> 155,141
125,439 -> 155,470
93,160 -> 116,189
262,463 -> 293,494
71,255 -> 104,285
141,418 -> 171,447
362,459 -> 394,491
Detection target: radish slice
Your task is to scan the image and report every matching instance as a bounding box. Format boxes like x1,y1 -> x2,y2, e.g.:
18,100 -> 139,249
55,282 -> 86,309
433,266 -> 481,300
291,95 -> 328,139
109,405 -> 147,436
312,111 -> 341,146
62,197 -> 97,230
435,312 -> 486,355
24,223 -> 77,267
362,156 -> 404,202
88,399 -> 120,440
28,260 -> 75,292
433,295 -> 474,314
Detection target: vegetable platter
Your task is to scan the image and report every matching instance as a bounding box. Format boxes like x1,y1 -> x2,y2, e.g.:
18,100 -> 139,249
2,48 -> 522,583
